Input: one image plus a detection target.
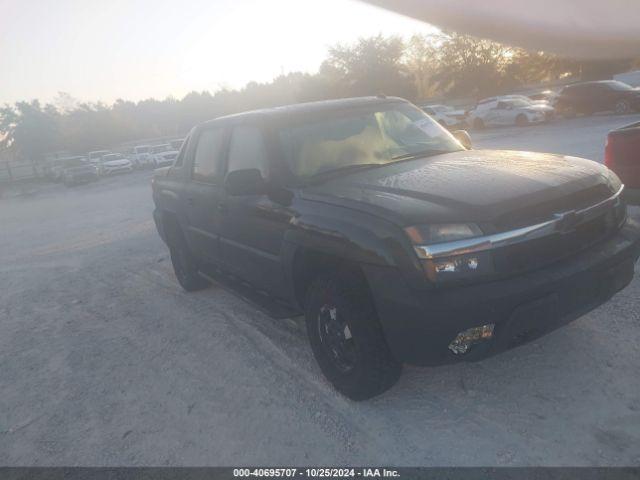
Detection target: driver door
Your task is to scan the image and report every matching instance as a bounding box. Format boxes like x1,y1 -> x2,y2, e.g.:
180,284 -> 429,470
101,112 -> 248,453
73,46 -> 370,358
218,124 -> 290,297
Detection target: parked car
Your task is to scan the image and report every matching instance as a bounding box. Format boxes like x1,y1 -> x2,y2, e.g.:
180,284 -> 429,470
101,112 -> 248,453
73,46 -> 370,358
44,157 -> 67,182
495,94 -> 551,107
420,104 -> 467,128
605,121 -> 640,204
154,150 -> 179,168
527,89 -> 560,105
87,150 -> 111,170
556,80 -> 640,117
59,156 -> 98,186
499,94 -> 556,119
468,98 -> 548,129
133,145 -> 154,168
99,153 -> 133,175
149,144 -> 172,167
170,139 -> 184,151
151,96 -> 640,400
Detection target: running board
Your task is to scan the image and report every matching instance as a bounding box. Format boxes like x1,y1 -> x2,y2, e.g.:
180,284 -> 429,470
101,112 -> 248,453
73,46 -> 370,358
198,265 -> 301,319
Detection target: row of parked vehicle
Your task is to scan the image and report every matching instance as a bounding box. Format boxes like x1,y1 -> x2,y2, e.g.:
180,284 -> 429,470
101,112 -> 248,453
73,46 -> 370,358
45,139 -> 184,186
421,80 -> 640,130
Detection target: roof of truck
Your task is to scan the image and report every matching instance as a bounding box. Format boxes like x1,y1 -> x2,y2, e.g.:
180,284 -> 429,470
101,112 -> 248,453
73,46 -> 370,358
203,96 -> 408,126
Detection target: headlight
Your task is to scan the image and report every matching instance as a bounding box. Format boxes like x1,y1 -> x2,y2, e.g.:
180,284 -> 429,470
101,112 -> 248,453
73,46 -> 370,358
405,223 -> 482,244
405,223 -> 494,283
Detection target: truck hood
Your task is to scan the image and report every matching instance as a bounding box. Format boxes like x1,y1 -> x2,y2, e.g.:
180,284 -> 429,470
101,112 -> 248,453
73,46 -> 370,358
300,150 -> 619,227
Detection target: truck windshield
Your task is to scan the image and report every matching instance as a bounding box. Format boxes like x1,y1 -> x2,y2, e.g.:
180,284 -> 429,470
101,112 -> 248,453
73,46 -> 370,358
278,103 -> 463,179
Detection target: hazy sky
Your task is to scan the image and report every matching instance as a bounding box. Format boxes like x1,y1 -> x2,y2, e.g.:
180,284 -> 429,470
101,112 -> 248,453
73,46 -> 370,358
1,0 -> 437,105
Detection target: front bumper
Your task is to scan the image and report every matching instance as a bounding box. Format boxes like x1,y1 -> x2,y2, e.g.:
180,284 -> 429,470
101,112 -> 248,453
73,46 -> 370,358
364,218 -> 640,366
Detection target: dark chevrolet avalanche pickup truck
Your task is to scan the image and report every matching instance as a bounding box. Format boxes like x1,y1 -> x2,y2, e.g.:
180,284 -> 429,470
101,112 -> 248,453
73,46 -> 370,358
152,96 -> 640,400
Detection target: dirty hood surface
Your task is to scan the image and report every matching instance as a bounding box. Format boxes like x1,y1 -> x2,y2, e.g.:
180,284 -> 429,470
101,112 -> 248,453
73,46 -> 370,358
300,150 -> 618,226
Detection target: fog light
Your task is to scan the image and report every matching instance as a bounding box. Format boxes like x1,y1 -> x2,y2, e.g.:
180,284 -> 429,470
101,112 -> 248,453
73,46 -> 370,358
448,324 -> 495,355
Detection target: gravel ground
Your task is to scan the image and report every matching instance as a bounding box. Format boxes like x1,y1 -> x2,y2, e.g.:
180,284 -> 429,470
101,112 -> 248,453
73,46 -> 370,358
1,114 -> 639,466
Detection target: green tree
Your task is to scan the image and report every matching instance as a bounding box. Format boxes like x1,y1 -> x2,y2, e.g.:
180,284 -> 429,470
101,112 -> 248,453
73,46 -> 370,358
431,32 -> 515,99
321,35 -> 416,99
0,100 -> 59,162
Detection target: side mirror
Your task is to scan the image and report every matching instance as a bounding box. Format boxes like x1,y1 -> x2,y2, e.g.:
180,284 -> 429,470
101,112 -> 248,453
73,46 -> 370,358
225,168 -> 266,195
452,130 -> 472,149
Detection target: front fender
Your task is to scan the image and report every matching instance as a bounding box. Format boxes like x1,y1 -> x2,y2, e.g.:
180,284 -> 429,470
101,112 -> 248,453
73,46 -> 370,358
280,204 -> 426,303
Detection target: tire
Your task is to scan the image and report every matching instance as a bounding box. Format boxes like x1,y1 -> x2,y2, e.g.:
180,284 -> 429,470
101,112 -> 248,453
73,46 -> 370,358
473,118 -> 485,130
615,100 -> 632,115
515,114 -> 529,127
169,234 -> 210,292
304,270 -> 401,400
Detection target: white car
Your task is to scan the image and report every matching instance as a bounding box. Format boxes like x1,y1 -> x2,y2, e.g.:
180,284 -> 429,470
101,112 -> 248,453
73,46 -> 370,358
154,150 -> 179,167
169,139 -> 184,151
489,95 -> 556,117
420,104 -> 467,128
99,153 -> 133,175
468,98 -> 548,129
87,150 -> 111,170
133,145 -> 154,168
148,144 -> 172,167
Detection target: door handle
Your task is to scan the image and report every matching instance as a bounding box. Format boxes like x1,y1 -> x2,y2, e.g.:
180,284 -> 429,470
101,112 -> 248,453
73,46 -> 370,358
217,203 -> 227,214
187,197 -> 195,206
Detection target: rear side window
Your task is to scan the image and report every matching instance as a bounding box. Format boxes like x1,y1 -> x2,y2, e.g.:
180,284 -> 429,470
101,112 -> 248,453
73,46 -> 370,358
226,126 -> 268,177
173,136 -> 189,167
192,128 -> 226,182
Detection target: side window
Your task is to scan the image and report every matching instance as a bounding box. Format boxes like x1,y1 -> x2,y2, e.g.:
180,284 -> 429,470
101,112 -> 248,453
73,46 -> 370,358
192,128 -> 226,182
227,126 -> 268,176
173,136 -> 189,167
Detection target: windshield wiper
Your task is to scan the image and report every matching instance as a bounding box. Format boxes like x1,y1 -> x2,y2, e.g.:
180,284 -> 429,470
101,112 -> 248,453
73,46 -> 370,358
307,163 -> 384,182
391,149 -> 453,161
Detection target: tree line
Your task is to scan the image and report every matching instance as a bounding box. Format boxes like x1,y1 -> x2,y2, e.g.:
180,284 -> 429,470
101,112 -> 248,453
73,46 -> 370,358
1,32 -> 636,163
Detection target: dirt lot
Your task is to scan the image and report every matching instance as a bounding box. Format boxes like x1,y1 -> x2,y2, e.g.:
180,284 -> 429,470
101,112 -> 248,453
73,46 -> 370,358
1,114 -> 640,466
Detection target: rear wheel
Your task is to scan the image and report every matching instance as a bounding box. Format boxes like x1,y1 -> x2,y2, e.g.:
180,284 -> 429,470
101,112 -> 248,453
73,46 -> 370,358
515,114 -> 529,127
304,270 -> 401,400
169,234 -> 210,292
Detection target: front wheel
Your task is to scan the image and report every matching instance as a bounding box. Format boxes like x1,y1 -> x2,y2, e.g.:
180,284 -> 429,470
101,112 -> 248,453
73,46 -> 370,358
169,236 -> 210,292
615,100 -> 632,115
515,114 -> 529,127
304,270 -> 401,400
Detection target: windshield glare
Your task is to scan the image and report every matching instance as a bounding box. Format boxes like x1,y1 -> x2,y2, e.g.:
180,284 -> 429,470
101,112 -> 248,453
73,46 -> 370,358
279,103 -> 463,179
